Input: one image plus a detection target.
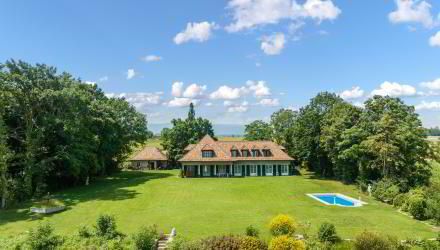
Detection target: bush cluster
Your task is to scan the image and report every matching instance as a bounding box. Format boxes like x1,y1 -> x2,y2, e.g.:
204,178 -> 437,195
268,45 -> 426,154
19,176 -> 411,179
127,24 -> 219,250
372,179 -> 401,204
268,235 -> 305,250
353,231 -> 404,250
269,214 -> 297,237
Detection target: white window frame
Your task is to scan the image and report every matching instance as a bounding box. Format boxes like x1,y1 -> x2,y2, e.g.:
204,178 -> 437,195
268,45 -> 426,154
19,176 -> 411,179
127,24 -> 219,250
266,165 -> 273,176
202,150 -> 214,158
203,165 -> 210,176
281,165 -> 289,176
250,165 -> 258,176
233,165 -> 242,176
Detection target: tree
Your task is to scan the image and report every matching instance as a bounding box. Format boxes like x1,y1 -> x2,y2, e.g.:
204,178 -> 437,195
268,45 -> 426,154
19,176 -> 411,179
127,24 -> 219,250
161,103 -> 214,164
270,109 -> 298,146
0,114 -> 11,208
288,92 -> 343,176
244,120 -> 273,141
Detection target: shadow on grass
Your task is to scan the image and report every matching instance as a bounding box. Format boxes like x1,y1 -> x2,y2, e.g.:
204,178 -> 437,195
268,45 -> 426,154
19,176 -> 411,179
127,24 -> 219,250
0,171 -> 172,226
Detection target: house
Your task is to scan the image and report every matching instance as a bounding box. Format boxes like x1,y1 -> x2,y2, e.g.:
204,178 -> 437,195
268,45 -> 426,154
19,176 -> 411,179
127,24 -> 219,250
179,135 -> 294,177
130,146 -> 168,170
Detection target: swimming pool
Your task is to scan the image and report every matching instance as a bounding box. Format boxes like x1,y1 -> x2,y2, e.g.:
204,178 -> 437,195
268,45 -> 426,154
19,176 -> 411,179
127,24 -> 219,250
307,193 -> 366,207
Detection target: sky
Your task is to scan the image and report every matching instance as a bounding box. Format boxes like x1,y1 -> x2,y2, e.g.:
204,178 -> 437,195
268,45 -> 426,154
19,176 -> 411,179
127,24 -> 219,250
1,0 -> 440,133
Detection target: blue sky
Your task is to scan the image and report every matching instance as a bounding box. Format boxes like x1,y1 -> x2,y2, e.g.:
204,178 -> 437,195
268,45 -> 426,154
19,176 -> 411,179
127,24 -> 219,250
1,0 -> 440,131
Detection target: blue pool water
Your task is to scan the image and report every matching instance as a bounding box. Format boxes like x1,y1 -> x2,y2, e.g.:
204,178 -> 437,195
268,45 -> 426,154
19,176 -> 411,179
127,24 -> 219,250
311,194 -> 356,207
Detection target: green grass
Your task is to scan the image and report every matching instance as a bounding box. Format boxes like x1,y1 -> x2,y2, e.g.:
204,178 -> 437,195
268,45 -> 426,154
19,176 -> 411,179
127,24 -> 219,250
0,170 -> 436,241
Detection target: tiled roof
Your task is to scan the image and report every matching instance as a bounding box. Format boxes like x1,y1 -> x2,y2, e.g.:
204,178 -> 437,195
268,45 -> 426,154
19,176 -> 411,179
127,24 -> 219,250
130,147 -> 167,161
179,135 -> 293,162
184,144 -> 196,151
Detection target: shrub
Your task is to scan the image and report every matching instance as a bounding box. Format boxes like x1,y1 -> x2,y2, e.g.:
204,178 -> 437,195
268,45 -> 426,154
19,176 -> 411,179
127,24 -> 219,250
408,196 -> 428,220
201,235 -> 241,250
95,214 -> 120,239
317,222 -> 340,244
353,231 -> 400,250
27,223 -> 62,250
372,179 -> 401,204
269,214 -> 297,237
245,225 -> 260,237
268,235 -> 305,250
168,235 -> 194,250
392,193 -> 408,208
240,236 -> 267,250
78,225 -> 93,238
132,225 -> 159,250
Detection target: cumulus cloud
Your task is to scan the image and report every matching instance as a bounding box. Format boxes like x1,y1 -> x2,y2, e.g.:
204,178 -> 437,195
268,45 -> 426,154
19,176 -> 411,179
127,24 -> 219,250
429,31 -> 440,47
106,92 -> 162,109
174,22 -> 217,44
84,81 -> 96,85
210,85 -> 248,100
205,102 -> 213,107
182,83 -> 207,98
225,0 -> 341,32
261,33 -> 286,55
126,69 -> 136,80
227,101 -> 249,113
339,86 -> 364,100
142,55 -> 162,62
246,80 -> 271,97
415,101 -> 440,110
171,82 -> 184,97
99,76 -> 109,82
388,0 -> 436,28
166,97 -> 199,107
259,98 -> 280,106
420,78 -> 440,90
371,81 -> 417,97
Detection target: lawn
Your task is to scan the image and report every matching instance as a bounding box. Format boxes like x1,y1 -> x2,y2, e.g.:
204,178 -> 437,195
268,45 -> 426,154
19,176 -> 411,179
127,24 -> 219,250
0,170 -> 436,241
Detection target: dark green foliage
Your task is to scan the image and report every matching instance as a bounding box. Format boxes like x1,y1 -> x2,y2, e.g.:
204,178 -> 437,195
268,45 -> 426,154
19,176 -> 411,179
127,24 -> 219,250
132,225 -> 159,250
317,222 -> 340,244
353,231 -> 402,250
200,235 -> 241,250
372,179 -> 401,204
94,214 -> 120,239
408,195 -> 428,220
77,225 -> 93,238
244,120 -> 273,141
0,60 -> 149,205
245,225 -> 260,237
426,127 -> 440,136
270,109 -> 297,146
27,223 -> 62,250
161,103 -> 214,165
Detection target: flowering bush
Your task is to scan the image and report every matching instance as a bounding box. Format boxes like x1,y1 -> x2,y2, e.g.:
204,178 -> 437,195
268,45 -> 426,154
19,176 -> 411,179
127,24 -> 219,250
240,236 -> 267,250
269,214 -> 297,237
268,235 -> 305,250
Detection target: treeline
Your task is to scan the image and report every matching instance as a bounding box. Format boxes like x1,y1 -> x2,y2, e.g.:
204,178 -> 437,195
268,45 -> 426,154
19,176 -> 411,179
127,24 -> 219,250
245,92 -> 433,189
426,127 -> 440,136
0,60 -> 149,208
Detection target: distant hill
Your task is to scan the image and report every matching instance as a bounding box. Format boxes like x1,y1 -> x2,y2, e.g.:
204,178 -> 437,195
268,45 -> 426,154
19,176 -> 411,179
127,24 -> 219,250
149,123 -> 245,136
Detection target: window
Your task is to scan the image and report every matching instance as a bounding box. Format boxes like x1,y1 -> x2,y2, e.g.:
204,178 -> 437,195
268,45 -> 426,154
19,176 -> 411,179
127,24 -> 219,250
231,150 -> 240,157
241,150 -> 250,157
251,150 -> 260,157
263,150 -> 272,157
203,166 -> 210,176
250,165 -> 257,176
266,165 -> 273,176
281,165 -> 289,175
202,150 -> 214,158
233,165 -> 242,176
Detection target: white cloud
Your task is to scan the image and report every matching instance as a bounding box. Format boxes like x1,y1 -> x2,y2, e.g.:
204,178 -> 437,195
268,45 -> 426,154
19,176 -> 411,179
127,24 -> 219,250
259,98 -> 280,106
339,86 -> 364,100
371,81 -> 417,97
421,78 -> 440,90
224,100 -> 234,107
142,55 -> 162,62
227,101 -> 249,113
415,101 -> 440,110
205,102 -> 213,107
261,33 -> 286,55
174,22 -> 217,44
171,81 -> 184,97
225,0 -> 341,32
353,102 -> 365,108
166,97 -> 199,107
84,81 -> 96,85
105,92 -> 162,109
99,76 -> 109,82
246,80 -> 271,97
302,0 -> 341,22
429,31 -> 440,47
210,85 -> 247,100
388,0 -> 436,28
126,69 -> 136,80
182,83 -> 207,98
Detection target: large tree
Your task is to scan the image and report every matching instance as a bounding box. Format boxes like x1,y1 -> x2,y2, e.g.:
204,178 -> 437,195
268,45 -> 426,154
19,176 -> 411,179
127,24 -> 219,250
270,108 -> 298,146
244,120 -> 273,141
161,103 -> 214,164
0,60 -> 149,203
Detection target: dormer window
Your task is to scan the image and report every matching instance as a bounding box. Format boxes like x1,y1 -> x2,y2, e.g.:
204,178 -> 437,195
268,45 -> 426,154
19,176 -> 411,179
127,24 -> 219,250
241,149 -> 250,157
231,150 -> 240,157
251,149 -> 260,157
263,149 -> 272,157
202,150 -> 214,158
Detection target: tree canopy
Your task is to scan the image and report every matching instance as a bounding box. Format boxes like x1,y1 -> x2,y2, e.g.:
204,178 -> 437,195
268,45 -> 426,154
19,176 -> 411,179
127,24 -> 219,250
244,120 -> 273,141
160,103 -> 215,164
0,60 -> 149,206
